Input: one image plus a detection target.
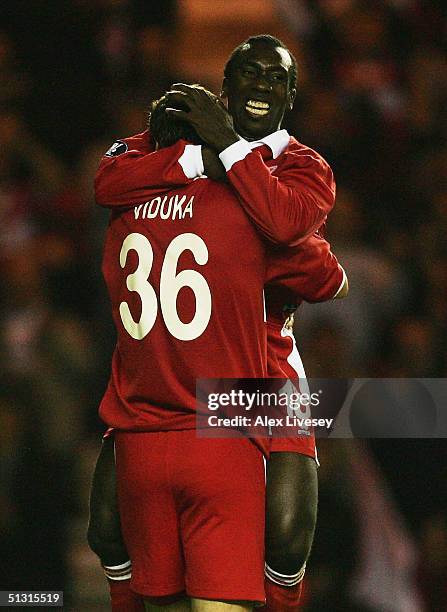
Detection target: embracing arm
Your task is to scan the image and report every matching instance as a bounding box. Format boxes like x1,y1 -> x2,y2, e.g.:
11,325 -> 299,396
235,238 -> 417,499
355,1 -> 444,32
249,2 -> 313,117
94,132 -> 229,209
94,134 -> 202,208
163,85 -> 336,247
219,140 -> 336,247
266,233 -> 348,304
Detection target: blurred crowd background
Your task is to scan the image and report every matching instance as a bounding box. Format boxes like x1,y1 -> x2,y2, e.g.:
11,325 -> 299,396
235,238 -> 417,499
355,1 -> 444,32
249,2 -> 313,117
0,1 -> 445,610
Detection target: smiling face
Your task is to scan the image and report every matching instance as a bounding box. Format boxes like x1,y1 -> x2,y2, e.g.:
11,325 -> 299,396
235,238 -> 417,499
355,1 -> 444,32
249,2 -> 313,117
222,41 -> 296,140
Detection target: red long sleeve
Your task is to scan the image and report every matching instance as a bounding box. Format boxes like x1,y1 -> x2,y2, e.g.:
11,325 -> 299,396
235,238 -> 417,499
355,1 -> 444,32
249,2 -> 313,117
222,138 -> 336,246
267,233 -> 345,303
95,133 -> 195,209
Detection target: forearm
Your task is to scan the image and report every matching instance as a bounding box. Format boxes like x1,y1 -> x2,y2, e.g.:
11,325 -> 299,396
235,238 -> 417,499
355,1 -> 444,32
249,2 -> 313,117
201,147 -> 227,181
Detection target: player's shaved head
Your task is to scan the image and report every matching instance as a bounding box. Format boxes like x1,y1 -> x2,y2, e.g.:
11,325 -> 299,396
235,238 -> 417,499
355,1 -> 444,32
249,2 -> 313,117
149,85 -> 209,149
224,34 -> 298,90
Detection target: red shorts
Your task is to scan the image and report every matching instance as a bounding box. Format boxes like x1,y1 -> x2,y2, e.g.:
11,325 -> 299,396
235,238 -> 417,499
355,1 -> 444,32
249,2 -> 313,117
267,322 -> 317,461
115,429 -> 266,604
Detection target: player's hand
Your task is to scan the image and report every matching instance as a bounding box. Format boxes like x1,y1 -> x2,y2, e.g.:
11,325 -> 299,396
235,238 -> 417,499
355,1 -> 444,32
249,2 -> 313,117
165,84 -> 239,152
202,147 -> 227,182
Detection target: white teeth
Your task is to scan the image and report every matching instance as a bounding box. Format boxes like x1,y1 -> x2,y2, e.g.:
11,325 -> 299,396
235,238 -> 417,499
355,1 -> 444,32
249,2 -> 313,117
245,100 -> 270,116
246,106 -> 269,116
246,100 -> 270,109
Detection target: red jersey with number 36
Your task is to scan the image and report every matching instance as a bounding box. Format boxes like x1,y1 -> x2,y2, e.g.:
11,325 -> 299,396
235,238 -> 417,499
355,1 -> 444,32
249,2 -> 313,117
99,177 -> 268,432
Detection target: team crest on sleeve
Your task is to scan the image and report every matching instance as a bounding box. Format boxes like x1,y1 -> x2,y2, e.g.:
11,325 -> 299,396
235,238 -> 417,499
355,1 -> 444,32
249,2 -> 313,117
105,140 -> 128,157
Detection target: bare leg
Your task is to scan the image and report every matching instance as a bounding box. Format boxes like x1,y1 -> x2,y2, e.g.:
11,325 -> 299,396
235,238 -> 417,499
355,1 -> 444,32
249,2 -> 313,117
88,436 -> 129,565
265,452 -> 318,574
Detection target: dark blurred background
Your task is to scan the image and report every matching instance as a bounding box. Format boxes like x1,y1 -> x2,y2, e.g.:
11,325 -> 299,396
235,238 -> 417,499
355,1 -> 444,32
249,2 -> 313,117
0,1 -> 445,610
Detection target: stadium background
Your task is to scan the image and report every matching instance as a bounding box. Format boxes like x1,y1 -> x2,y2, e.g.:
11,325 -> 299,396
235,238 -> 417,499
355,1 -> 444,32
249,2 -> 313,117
0,1 -> 445,610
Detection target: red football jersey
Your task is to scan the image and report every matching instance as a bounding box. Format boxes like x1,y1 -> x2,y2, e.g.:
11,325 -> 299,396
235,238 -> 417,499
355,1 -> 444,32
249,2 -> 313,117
96,132 -> 343,457
96,130 -> 336,248
99,177 -> 268,433
264,234 -> 344,325
96,131 -> 343,326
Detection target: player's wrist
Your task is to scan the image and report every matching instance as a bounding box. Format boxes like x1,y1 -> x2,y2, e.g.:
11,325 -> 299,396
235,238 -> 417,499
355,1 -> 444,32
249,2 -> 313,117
212,132 -> 240,153
202,147 -> 227,181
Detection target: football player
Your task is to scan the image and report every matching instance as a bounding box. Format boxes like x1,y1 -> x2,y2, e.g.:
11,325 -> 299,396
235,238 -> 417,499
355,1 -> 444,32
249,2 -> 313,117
91,36 -> 347,612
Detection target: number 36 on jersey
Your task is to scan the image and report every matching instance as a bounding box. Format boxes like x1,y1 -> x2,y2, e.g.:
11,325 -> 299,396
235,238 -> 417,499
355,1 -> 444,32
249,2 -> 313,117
119,232 -> 212,342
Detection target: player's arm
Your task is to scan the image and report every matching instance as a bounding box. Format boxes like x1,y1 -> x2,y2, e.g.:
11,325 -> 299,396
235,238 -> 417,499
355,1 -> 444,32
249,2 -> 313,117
95,135 -> 201,208
165,85 -> 335,246
266,233 -> 348,304
219,142 -> 335,246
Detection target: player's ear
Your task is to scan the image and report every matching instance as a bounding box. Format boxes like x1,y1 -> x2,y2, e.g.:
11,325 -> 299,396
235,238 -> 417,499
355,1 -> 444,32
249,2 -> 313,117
155,141 -> 159,151
288,87 -> 296,111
